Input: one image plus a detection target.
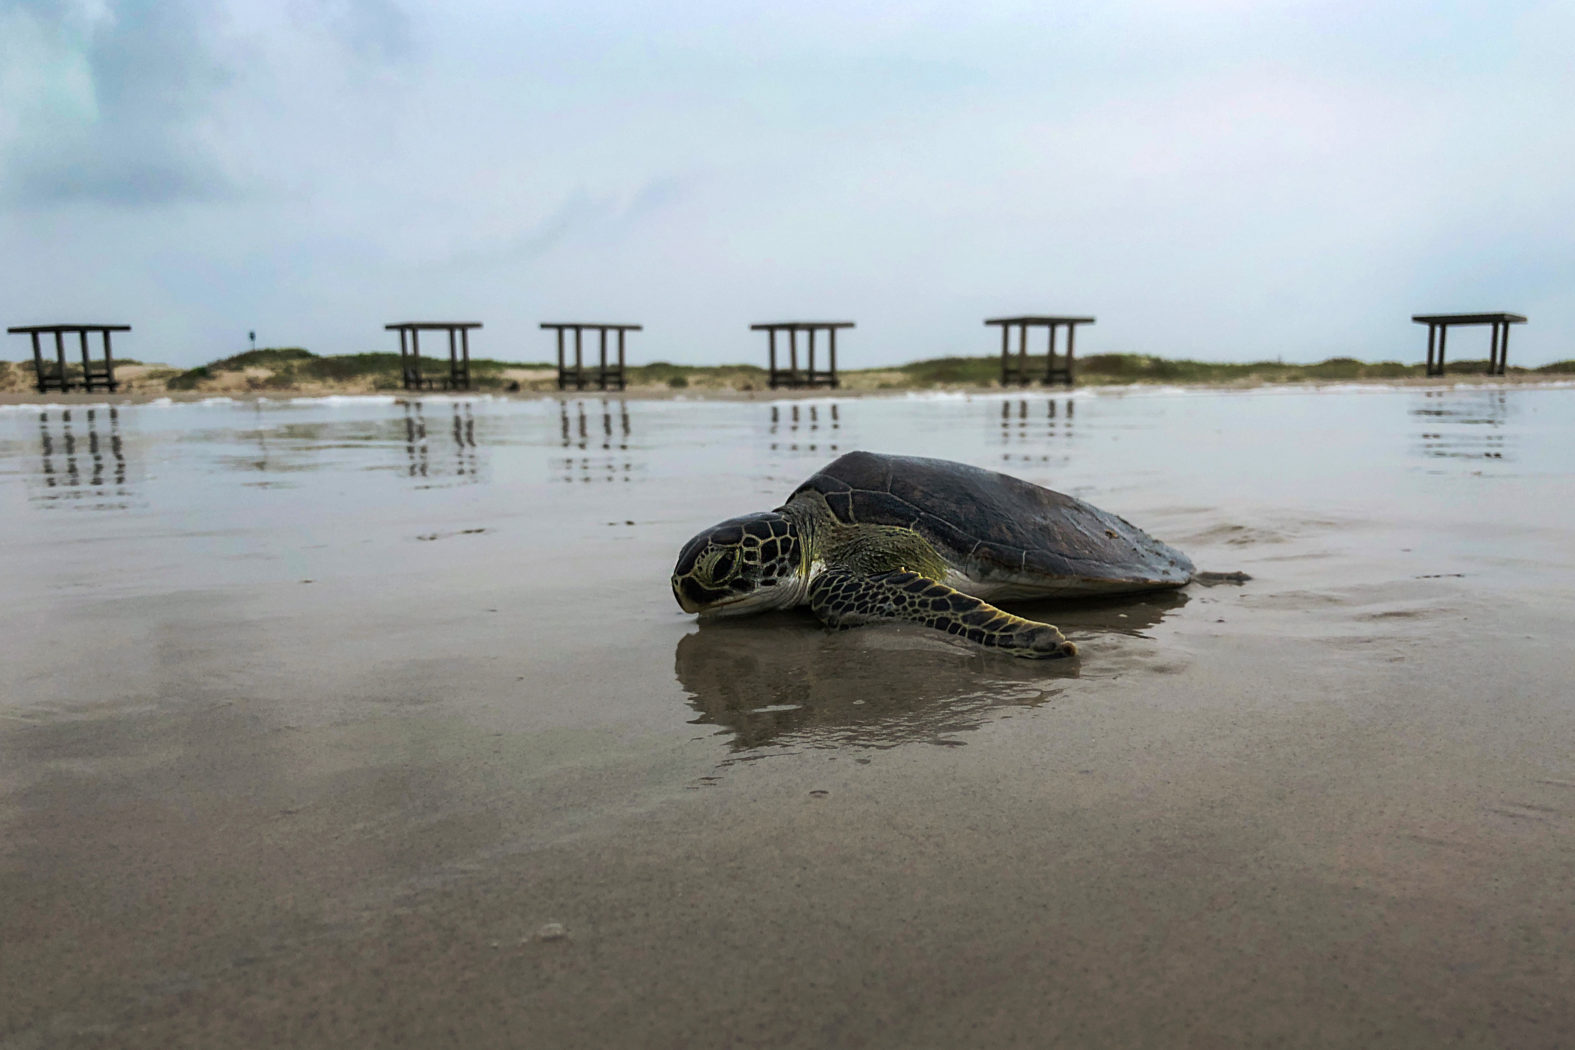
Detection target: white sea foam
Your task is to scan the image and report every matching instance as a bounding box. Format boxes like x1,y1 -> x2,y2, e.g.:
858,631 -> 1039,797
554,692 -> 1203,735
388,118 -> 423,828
864,377 -> 1575,403
283,394 -> 401,406
136,396 -> 235,407
4,377 -> 1572,414
0,401 -> 117,412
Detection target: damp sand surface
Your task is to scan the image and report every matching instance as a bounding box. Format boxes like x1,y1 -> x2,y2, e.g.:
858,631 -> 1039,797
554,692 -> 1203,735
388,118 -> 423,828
3,388 -> 1574,1048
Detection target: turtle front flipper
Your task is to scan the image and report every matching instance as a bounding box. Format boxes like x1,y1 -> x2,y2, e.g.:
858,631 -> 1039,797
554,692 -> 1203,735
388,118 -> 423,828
807,568 -> 1077,660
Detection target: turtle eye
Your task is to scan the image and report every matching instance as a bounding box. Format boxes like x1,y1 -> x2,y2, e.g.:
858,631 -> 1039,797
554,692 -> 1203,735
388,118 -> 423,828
711,551 -> 736,580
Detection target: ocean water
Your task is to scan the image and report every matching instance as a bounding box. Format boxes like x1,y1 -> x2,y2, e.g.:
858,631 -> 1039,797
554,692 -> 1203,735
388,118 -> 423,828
4,385 -> 1574,762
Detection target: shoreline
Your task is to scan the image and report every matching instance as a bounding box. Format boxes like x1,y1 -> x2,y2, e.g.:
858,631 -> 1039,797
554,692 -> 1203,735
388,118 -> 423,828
2,371 -> 1572,408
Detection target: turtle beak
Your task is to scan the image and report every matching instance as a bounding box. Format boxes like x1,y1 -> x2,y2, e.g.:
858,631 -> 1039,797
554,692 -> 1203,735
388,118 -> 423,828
673,576 -> 701,613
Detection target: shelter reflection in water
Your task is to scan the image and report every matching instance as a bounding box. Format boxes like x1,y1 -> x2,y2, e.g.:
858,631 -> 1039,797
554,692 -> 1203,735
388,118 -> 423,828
558,399 -> 635,482
32,407 -> 131,507
998,397 -> 1075,467
1411,389 -> 1511,461
675,590 -> 1185,752
769,403 -> 840,455
402,400 -> 481,481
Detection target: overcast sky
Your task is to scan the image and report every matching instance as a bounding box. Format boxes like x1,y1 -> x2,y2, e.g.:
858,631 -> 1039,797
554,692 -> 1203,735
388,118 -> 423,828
1,0 -> 1570,368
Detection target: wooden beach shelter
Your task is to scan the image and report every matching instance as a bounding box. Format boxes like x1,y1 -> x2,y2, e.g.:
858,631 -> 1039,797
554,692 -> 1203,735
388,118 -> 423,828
753,322 -> 853,390
1412,313 -> 1526,377
986,316 -> 1095,387
385,322 -> 480,391
7,324 -> 131,393
543,323 -> 642,391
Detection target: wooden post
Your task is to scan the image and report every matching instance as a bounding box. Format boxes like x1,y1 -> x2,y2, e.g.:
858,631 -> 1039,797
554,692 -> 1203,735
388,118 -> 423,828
556,328 -> 566,389
574,327 -> 584,390
447,327 -> 458,390
768,330 -> 778,388
617,329 -> 627,390
411,328 -> 423,387
1043,323 -> 1057,384
30,332 -> 45,393
54,331 -> 68,391
1000,323 -> 1010,384
807,327 -> 817,383
1426,324 -> 1436,375
461,327 -> 471,389
1498,322 -> 1511,375
78,331 -> 92,391
1066,323 -> 1077,385
598,327 -> 608,390
1437,325 -> 1447,375
829,327 -> 838,387
102,330 -> 118,392
789,329 -> 799,382
1018,323 -> 1028,381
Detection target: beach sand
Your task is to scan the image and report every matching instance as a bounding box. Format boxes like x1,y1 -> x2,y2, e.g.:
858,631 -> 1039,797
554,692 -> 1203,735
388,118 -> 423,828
2,387 -> 1573,1048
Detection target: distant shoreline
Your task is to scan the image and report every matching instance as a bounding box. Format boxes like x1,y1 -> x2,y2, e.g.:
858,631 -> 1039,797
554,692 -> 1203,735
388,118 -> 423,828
3,370 -> 1572,408
5,346 -> 1573,403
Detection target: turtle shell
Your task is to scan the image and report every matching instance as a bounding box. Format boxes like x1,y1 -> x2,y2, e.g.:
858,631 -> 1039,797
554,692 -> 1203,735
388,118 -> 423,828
786,450 -> 1193,596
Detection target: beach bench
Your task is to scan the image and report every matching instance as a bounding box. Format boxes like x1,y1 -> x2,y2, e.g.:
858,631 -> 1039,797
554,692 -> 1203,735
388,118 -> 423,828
1412,313 -> 1527,377
543,323 -> 642,391
986,316 -> 1094,387
7,324 -> 130,393
754,322 -> 853,390
386,321 -> 480,391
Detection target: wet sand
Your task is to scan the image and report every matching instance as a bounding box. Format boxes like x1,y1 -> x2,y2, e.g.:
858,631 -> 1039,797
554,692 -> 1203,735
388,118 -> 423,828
3,388 -> 1574,1048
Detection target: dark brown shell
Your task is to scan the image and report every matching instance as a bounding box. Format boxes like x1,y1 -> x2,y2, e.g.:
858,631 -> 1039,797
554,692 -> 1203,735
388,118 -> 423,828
786,451 -> 1193,591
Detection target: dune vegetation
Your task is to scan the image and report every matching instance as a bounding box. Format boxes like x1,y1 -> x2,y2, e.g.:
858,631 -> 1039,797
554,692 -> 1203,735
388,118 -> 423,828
5,345 -> 1573,396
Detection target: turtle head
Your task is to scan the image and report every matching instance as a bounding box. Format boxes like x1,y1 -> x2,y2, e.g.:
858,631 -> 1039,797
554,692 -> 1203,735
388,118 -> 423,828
672,512 -> 804,617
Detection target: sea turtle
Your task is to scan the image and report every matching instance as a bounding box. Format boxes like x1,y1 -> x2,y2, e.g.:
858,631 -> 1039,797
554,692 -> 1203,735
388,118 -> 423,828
672,450 -> 1226,659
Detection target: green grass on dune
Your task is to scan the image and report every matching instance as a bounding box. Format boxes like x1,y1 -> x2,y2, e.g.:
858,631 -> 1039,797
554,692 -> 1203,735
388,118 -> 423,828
626,361 -> 769,389
888,356 -> 1002,384
166,348 -> 556,391
961,354 -> 1421,384
886,354 -> 1562,386
155,346 -> 1575,393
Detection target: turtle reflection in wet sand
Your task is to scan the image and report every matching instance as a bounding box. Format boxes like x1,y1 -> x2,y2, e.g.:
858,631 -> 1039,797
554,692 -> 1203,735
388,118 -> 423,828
672,451 -> 1245,659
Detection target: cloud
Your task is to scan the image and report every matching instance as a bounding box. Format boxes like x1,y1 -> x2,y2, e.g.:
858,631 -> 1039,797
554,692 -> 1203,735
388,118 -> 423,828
437,175 -> 688,270
0,0 -> 417,208
295,0 -> 414,64
0,0 -> 235,206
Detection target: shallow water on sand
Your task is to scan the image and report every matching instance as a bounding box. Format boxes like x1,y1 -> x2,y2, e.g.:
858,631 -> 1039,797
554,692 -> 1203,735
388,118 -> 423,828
3,387 -> 1574,1048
